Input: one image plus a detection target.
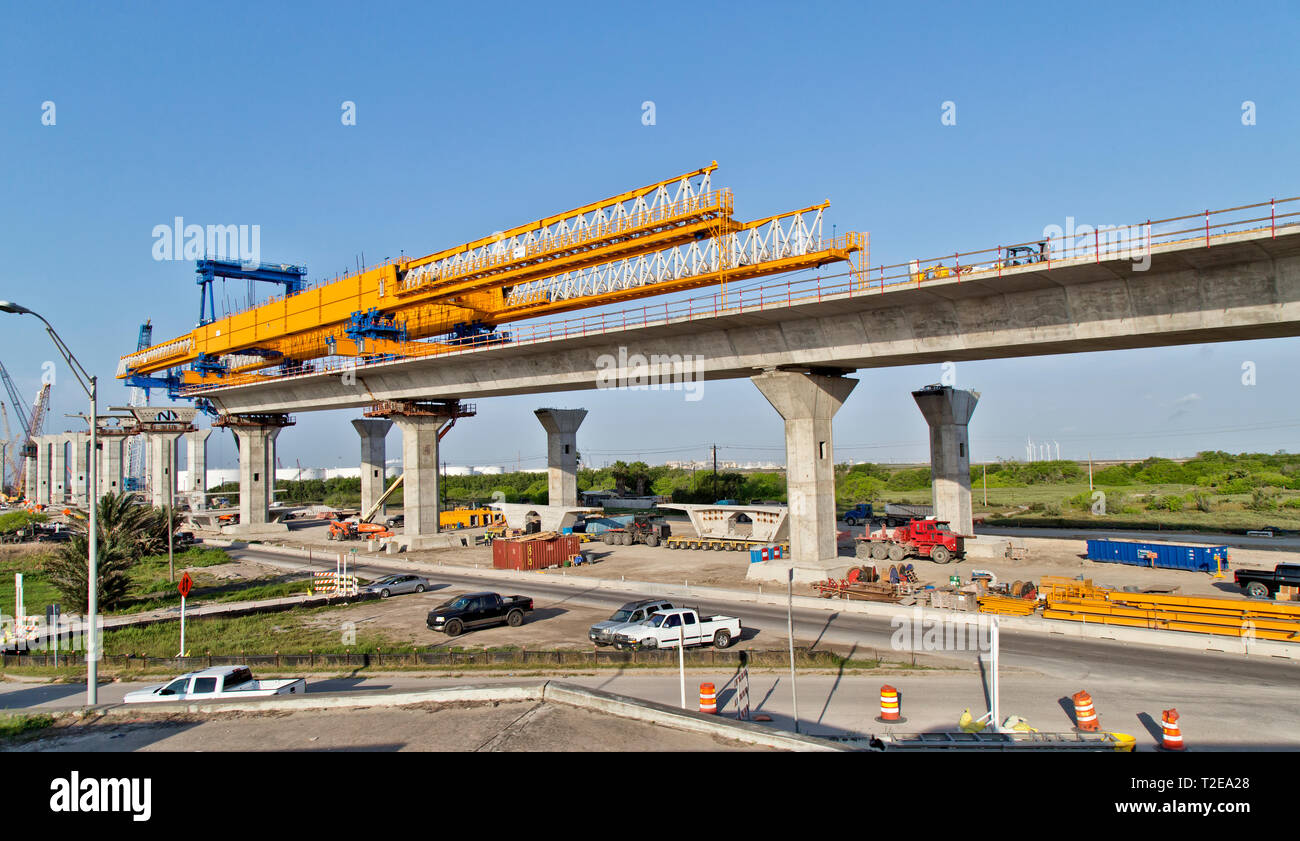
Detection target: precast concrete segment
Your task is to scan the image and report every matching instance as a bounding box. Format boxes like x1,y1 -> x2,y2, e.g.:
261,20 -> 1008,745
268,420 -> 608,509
913,385 -> 979,537
199,229 -> 1300,414
69,432 -> 90,506
394,415 -> 449,547
236,425 -> 281,528
146,431 -> 182,509
51,435 -> 68,504
185,428 -> 212,506
751,371 -> 857,567
351,418 -> 393,517
97,436 -> 124,497
35,436 -> 50,505
534,408 -> 586,506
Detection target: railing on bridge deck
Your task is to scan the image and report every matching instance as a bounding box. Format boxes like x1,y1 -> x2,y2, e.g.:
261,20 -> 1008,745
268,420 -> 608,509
181,195 -> 1300,396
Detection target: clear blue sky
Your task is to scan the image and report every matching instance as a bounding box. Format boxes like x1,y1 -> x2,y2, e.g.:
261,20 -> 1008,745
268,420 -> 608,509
2,1 -> 1297,473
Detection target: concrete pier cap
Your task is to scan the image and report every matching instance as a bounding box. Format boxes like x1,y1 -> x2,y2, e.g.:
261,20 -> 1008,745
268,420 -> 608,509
534,408 -> 587,507
912,384 -> 980,537
748,368 -> 858,583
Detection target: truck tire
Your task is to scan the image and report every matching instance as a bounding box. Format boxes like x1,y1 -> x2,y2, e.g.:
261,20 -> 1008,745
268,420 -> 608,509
844,516 -> 857,527
444,619 -> 464,637
887,544 -> 905,563
646,533 -> 659,547
507,609 -> 525,627
641,637 -> 658,650
713,629 -> 732,649
855,542 -> 870,560
603,532 -> 615,545
622,532 -> 634,546
871,543 -> 889,561
1245,581 -> 1272,599
930,546 -> 952,565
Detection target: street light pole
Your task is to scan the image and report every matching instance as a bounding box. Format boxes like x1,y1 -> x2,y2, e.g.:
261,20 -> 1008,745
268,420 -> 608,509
0,301 -> 99,706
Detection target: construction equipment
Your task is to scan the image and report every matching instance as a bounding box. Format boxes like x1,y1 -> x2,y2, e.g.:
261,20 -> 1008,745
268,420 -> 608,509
327,520 -> 393,541
856,518 -> 966,565
117,163 -> 867,392
601,513 -> 672,547
124,320 -> 154,492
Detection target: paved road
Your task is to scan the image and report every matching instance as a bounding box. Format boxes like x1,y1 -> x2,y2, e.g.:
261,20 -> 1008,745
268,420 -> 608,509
225,547 -> 1300,688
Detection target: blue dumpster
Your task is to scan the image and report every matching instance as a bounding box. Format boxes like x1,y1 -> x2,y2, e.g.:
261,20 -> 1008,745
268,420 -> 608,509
1085,539 -> 1229,573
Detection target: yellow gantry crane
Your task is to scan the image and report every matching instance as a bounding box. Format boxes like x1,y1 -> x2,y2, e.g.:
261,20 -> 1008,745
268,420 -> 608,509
117,163 -> 867,390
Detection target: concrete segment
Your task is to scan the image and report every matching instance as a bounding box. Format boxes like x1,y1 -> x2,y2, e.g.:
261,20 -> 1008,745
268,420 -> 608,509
97,437 -> 124,497
394,415 -> 449,549
913,385 -> 979,536
534,408 -> 586,506
51,435 -> 67,505
146,431 -> 182,509
351,418 -> 392,517
69,432 -> 89,506
34,436 -> 50,505
750,371 -> 856,577
184,428 -> 211,508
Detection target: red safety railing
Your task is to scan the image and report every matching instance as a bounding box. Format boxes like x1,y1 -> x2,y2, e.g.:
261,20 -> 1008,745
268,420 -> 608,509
182,195 -> 1299,395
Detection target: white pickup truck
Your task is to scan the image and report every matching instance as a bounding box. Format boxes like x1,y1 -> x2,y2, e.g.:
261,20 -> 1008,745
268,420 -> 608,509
123,665 -> 307,703
612,608 -> 741,651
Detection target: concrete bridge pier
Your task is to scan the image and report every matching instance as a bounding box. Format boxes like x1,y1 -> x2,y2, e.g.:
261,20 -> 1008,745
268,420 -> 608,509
393,415 -> 450,550
185,428 -> 212,509
23,441 -> 37,501
51,435 -> 68,505
35,436 -> 51,506
534,408 -> 587,507
96,436 -> 125,497
69,432 -> 90,506
222,415 -> 294,536
912,385 -> 979,537
749,370 -> 858,583
351,418 -> 393,517
146,431 -> 182,510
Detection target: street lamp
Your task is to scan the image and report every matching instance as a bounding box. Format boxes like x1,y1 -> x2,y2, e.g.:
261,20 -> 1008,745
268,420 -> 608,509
0,301 -> 100,706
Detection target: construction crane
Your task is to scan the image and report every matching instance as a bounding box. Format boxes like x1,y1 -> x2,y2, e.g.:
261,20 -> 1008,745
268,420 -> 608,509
124,320 -> 154,492
0,360 -> 44,495
116,163 -> 867,391
1,401 -> 13,494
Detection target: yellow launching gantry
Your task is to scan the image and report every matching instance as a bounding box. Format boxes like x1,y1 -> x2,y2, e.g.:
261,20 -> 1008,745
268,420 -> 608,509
117,163 -> 867,390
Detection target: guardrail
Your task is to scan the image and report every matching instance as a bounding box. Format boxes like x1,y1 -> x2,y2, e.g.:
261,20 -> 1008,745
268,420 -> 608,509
180,194 -> 1299,396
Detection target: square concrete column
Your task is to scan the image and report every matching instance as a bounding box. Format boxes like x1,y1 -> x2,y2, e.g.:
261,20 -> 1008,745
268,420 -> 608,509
51,435 -> 69,505
146,432 -> 183,509
185,428 -> 212,509
98,437 -> 124,497
913,385 -> 980,537
751,371 -> 857,572
394,415 -> 449,548
69,432 -> 90,506
235,425 -> 281,529
534,408 -> 586,507
24,442 -> 38,502
352,418 -> 392,517
35,436 -> 51,505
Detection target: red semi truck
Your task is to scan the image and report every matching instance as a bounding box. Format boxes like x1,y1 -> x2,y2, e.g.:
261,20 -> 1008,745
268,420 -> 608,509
855,518 -> 965,565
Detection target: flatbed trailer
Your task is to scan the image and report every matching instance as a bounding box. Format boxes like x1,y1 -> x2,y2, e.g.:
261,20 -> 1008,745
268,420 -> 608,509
663,535 -> 790,552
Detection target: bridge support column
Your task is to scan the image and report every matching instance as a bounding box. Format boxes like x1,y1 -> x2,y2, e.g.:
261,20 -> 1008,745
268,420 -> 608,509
70,432 -> 90,506
228,420 -> 291,535
185,428 -> 212,509
393,415 -> 449,549
35,436 -> 51,506
51,435 -> 68,505
97,437 -> 125,497
912,385 -> 979,537
534,408 -> 586,507
146,431 -> 182,510
24,442 -> 37,502
750,370 -> 857,581
352,418 -> 392,518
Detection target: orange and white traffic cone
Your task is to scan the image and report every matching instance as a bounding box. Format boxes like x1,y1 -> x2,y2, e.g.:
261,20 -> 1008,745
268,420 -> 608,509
1159,708 -> 1185,751
875,684 -> 906,723
1072,690 -> 1100,732
698,683 -> 717,714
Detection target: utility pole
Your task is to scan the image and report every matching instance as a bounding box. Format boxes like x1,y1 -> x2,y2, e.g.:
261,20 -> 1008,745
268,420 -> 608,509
787,568 -> 799,733
712,444 -> 717,501
1088,453 -> 1094,491
982,463 -> 987,506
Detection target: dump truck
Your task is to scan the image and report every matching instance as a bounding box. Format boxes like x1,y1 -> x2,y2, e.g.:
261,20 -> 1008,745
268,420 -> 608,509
856,518 -> 965,565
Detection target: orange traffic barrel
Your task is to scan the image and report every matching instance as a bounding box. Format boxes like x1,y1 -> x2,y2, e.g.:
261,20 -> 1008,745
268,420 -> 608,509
1072,690 -> 1100,732
875,684 -> 906,723
1159,708 -> 1185,751
698,683 -> 717,714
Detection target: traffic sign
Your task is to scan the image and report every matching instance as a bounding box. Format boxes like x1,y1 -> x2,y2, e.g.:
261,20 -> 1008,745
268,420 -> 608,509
178,572 -> 193,598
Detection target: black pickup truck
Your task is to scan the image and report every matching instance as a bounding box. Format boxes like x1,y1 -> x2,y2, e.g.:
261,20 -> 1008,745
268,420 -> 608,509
427,591 -> 533,636
1233,564 -> 1300,599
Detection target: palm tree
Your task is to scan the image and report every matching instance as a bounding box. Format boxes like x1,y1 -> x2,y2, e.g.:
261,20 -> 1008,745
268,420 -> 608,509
44,535 -> 133,613
68,491 -> 181,560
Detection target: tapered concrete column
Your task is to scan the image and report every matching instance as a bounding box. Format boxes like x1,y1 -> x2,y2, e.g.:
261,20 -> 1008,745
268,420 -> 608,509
534,408 -> 586,506
751,371 -> 858,571
35,436 -> 51,505
98,437 -> 125,497
69,432 -> 90,506
913,385 -> 979,537
51,435 -> 68,504
394,415 -> 449,548
236,425 -> 281,529
146,432 -> 182,509
185,428 -> 212,509
351,418 -> 392,517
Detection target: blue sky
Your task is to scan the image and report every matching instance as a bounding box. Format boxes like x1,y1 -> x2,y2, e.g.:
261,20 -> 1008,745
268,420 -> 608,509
1,1 -> 1297,473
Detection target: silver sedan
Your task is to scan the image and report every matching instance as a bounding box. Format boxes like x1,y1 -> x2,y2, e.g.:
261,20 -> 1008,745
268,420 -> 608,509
362,574 -> 431,598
